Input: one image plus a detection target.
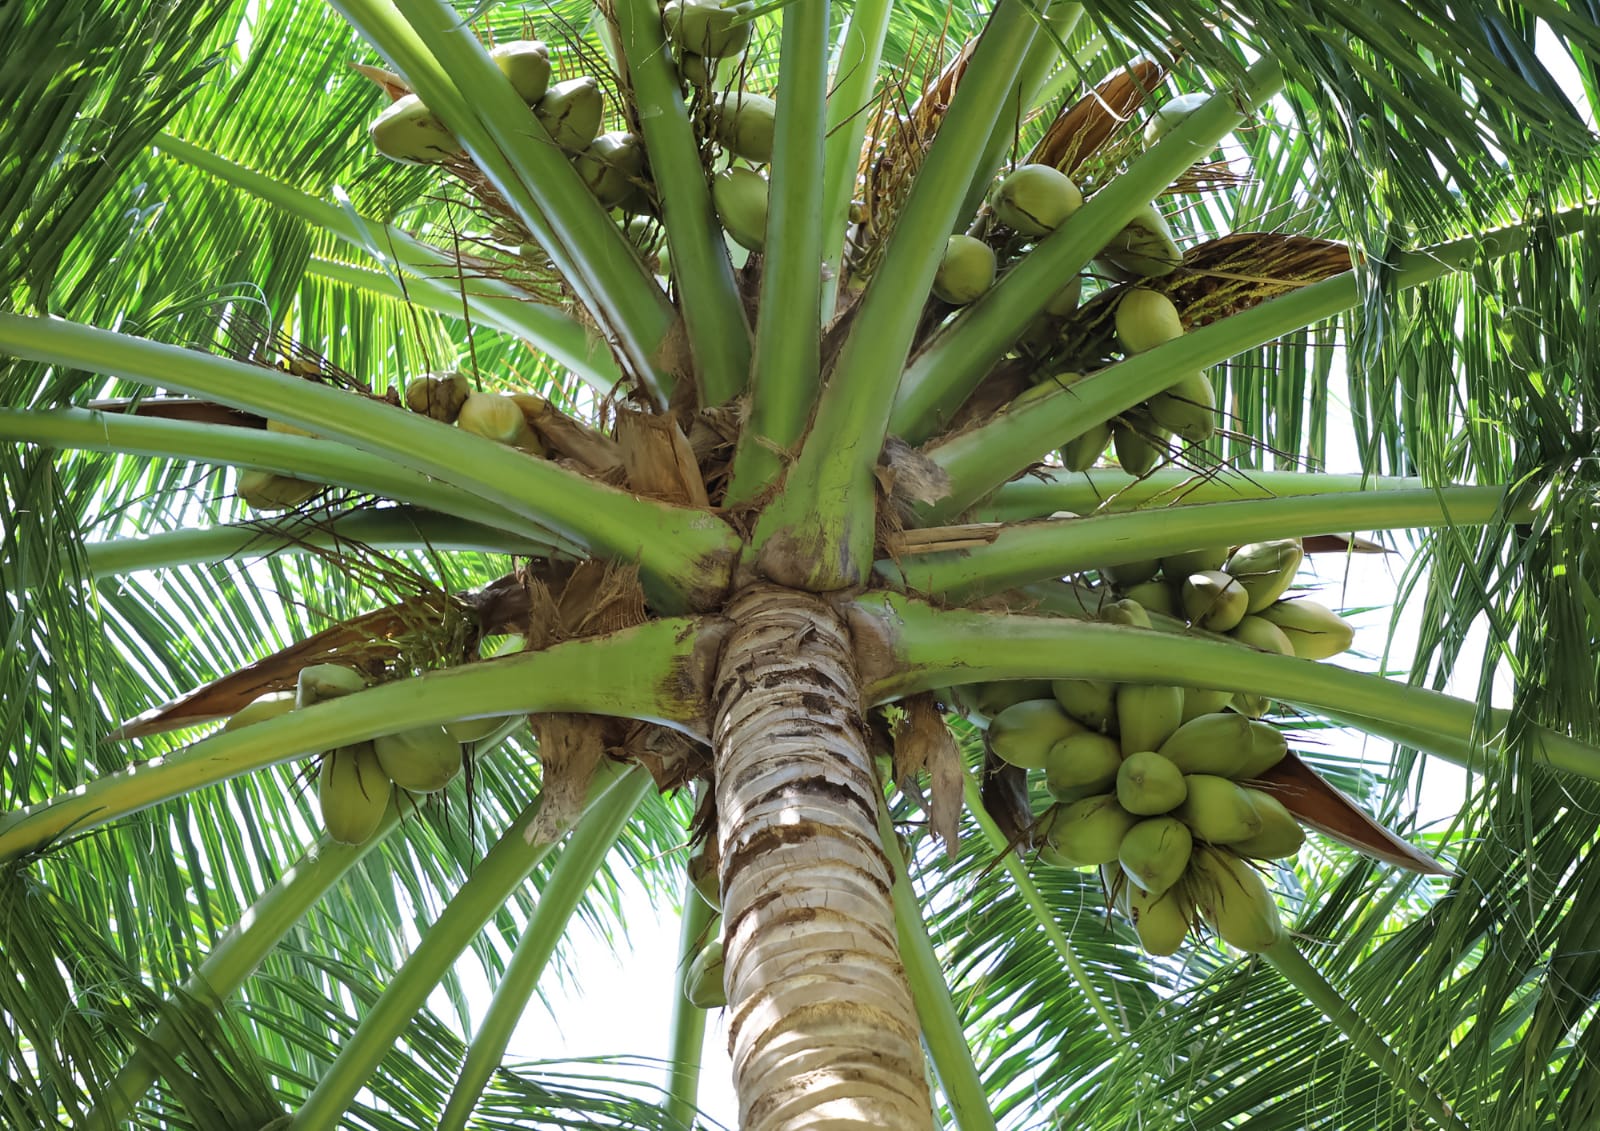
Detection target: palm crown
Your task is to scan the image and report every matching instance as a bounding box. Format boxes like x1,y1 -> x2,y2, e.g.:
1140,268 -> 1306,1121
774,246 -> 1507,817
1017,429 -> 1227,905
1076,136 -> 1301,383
4,0 -> 1600,1128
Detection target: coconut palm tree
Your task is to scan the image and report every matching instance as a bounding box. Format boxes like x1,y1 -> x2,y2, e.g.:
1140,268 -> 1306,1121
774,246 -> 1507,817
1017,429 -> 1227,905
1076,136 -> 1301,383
4,0 -> 1600,1126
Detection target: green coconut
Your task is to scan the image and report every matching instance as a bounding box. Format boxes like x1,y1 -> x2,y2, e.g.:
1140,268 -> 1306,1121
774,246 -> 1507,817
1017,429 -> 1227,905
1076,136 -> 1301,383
535,77 -> 603,153
932,235 -> 997,304
664,0 -> 754,59
1148,372 -> 1217,443
1114,289 -> 1184,353
713,166 -> 769,251
573,131 -> 646,209
710,91 -> 776,163
1099,203 -> 1182,278
489,40 -> 551,104
370,94 -> 461,165
1143,91 -> 1211,144
991,164 -> 1083,237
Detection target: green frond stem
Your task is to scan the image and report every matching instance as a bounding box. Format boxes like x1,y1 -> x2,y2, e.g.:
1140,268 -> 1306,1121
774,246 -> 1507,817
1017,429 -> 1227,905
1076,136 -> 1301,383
723,0 -> 832,503
437,769 -> 652,1131
81,508 -> 568,580
892,486 -> 1524,601
610,0 -> 751,406
921,200 -> 1600,519
336,0 -> 677,398
154,133 -> 621,391
973,468 -> 1444,522
819,0 -> 893,319
960,773 -> 1127,1041
891,57 -> 1287,444
290,760 -> 645,1131
0,409 -> 571,549
752,0 -> 1040,589
954,2 -> 1085,228
874,792 -> 997,1131
0,316 -> 740,606
1264,937 -> 1469,1131
852,593 -> 1600,782
0,618 -> 708,864
665,868 -> 717,1128
86,816 -> 403,1129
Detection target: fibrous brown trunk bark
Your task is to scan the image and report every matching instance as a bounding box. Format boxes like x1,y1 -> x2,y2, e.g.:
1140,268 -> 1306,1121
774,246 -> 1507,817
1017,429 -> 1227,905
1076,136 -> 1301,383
712,586 -> 932,1130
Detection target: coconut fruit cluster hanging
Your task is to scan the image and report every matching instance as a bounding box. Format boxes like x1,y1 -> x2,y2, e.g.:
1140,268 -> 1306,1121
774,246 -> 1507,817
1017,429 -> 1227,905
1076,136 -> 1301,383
224,664 -> 507,845
963,537 -> 1356,956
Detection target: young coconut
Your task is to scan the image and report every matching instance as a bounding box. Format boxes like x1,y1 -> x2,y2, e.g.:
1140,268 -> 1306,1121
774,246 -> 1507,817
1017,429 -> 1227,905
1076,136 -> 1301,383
932,234 -> 997,304
373,725 -> 462,794
1149,372 -> 1217,443
489,40 -> 552,104
370,94 -> 461,164
1059,419 -> 1111,471
1114,289 -> 1184,353
535,77 -> 603,153
712,166 -> 769,252
457,392 -> 546,454
664,0 -> 754,59
710,91 -> 776,164
1112,418 -> 1168,476
1099,203 -> 1182,277
573,132 -> 646,210
991,164 -> 1083,237
403,370 -> 472,422
678,51 -> 714,87
318,743 -> 393,846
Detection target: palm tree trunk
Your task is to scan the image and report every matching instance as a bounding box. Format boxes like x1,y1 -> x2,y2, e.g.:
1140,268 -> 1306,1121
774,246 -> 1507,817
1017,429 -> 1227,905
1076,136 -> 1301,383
712,585 -> 932,1130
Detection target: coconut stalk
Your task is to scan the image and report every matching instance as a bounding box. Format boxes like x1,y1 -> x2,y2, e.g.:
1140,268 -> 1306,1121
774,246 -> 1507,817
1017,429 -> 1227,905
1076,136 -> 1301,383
819,0 -> 893,319
0,618 -> 708,864
751,0 -> 1040,591
874,796 -> 997,1131
893,486 -> 1526,600
713,587 -> 932,1129
609,0 -> 753,407
972,468 -> 1445,522
80,508 -> 564,579
724,0 -> 831,503
664,857 -> 719,1126
0,314 -> 740,607
336,0 -> 678,398
0,409 -> 573,550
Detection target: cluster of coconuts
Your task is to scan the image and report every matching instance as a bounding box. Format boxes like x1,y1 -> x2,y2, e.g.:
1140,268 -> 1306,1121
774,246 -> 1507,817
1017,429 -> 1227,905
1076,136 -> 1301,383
682,840 -> 727,1008
1101,538 -> 1353,718
930,155 -> 1183,311
402,369 -> 549,456
960,539 -> 1356,955
979,678 -> 1297,955
368,40 -> 649,213
223,664 -> 511,846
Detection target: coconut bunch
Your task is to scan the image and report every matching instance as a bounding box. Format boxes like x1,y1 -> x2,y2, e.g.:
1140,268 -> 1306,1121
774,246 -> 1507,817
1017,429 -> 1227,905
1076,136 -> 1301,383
367,40 -> 651,216
956,542 -> 1356,955
983,684 -> 1300,955
224,663 -> 510,845
1099,538 -> 1353,718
